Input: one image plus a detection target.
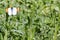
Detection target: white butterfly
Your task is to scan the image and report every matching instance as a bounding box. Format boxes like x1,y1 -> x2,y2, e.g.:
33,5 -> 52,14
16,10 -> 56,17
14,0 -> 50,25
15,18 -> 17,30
8,7 -> 17,16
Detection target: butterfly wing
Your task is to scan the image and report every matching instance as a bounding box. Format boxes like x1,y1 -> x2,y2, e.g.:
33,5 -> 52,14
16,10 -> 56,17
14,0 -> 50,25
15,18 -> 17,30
13,7 -> 17,15
8,8 -> 12,16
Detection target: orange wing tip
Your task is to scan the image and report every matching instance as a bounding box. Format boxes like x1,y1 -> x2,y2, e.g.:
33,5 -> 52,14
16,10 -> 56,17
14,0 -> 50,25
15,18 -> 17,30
6,8 -> 8,13
17,8 -> 19,12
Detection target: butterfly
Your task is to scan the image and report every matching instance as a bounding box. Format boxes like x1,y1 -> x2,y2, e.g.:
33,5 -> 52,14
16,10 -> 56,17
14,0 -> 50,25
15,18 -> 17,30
6,7 -> 19,16
6,7 -> 20,21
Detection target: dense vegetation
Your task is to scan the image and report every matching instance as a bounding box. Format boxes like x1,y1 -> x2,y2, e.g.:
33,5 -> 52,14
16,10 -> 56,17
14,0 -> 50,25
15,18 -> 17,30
0,0 -> 60,40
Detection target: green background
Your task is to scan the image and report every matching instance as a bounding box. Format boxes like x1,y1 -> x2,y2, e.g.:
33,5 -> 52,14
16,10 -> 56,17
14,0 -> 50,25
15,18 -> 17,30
0,0 -> 60,40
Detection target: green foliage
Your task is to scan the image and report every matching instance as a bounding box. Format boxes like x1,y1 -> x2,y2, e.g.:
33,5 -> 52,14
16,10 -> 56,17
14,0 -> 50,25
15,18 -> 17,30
0,0 -> 60,40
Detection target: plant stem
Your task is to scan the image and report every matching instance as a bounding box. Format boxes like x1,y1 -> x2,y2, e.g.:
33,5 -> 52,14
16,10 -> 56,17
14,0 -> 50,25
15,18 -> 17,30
4,30 -> 8,40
